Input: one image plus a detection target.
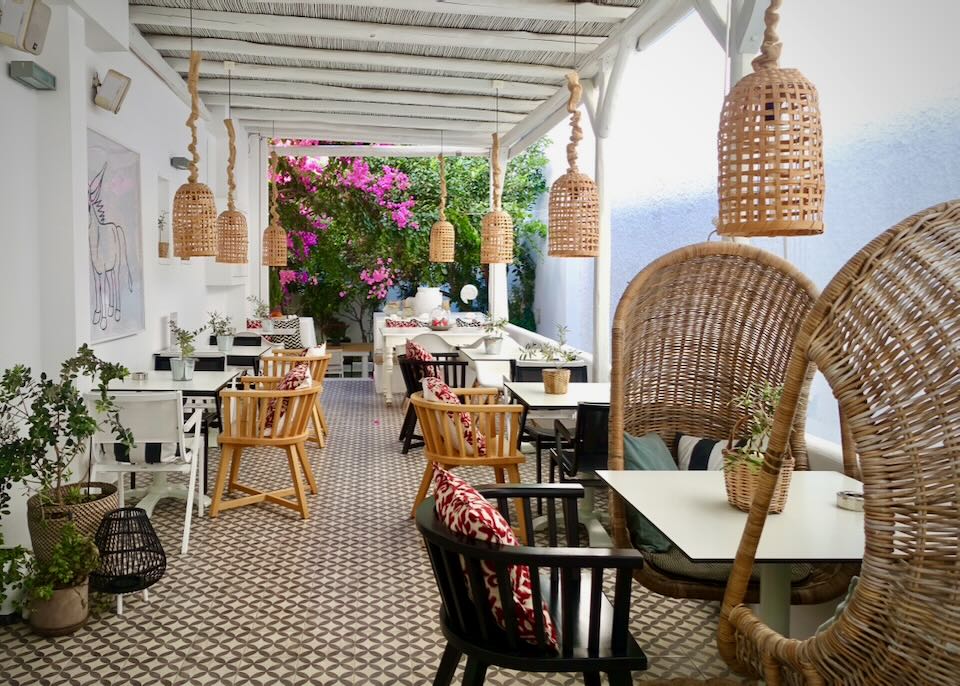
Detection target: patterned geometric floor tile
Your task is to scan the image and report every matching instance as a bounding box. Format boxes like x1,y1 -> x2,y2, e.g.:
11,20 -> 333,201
0,379 -> 746,684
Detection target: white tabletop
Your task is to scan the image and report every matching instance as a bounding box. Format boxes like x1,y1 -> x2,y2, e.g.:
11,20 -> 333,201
460,346 -> 520,362
597,470 -> 865,563
504,381 -> 610,409
155,343 -> 273,358
108,369 -> 240,394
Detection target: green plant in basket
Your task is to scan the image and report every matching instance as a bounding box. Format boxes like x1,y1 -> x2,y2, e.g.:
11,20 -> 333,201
207,311 -> 235,337
724,381 -> 783,473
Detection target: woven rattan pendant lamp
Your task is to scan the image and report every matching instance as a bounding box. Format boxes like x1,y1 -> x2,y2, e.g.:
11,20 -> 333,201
480,131 -> 513,264
215,69 -> 248,263
172,6 -> 217,260
262,149 -> 287,267
717,0 -> 824,237
429,132 -> 454,263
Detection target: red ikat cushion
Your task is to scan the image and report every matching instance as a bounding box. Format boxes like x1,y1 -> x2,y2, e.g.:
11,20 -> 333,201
405,339 -> 437,378
433,468 -> 559,651
422,377 -> 487,456
264,363 -> 311,430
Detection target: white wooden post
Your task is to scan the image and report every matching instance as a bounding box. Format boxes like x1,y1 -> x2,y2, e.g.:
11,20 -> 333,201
487,141 -> 510,321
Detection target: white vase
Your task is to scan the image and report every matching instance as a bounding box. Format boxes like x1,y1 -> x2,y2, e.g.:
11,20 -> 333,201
412,286 -> 442,317
216,335 -> 234,352
484,337 -> 503,355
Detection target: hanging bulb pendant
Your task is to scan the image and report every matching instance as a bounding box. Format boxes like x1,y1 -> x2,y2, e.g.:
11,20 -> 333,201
173,51 -> 218,260
429,152 -> 455,263
262,150 -> 287,267
548,71 -> 600,257
717,0 -> 824,237
480,132 -> 513,265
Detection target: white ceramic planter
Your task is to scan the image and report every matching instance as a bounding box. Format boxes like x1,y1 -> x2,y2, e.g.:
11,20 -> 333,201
412,286 -> 442,317
484,337 -> 503,354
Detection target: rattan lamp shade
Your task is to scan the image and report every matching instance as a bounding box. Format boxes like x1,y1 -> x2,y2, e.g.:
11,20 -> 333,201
173,51 -> 217,260
717,0 -> 824,237
548,72 -> 599,257
216,118 -> 248,263
262,150 -> 287,267
480,133 -> 513,264
429,154 -> 454,262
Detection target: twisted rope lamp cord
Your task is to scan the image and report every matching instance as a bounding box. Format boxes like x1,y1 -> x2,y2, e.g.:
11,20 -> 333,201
186,52 -> 201,184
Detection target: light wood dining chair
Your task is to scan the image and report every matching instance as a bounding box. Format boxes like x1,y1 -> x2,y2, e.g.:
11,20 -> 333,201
211,377 -> 322,519
718,199 -> 960,683
261,352 -> 331,447
410,388 -> 529,541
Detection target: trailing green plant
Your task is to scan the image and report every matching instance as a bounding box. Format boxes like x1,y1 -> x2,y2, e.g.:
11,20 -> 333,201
724,381 -> 784,473
168,322 -> 204,360
206,311 -> 234,337
22,522 -> 99,602
247,295 -> 270,320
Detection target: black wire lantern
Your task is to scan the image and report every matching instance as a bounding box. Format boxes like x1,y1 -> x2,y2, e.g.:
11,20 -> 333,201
89,508 -> 166,595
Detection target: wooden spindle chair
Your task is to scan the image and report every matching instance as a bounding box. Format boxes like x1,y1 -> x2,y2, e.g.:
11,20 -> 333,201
261,352 -> 331,447
211,377 -> 322,519
416,483 -> 648,685
718,199 -> 960,683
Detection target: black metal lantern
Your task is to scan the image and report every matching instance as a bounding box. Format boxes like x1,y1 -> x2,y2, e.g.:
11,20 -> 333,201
89,508 -> 166,595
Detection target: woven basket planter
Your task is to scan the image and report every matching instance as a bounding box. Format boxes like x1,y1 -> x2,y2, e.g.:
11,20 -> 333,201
27,482 -> 119,562
542,368 -> 570,395
722,454 -> 793,514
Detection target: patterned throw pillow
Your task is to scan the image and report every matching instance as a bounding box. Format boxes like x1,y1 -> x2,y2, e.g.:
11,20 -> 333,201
422,377 -> 487,456
386,318 -> 428,328
263,318 -> 302,349
454,317 -> 485,328
433,469 -> 559,651
405,339 -> 437,378
246,318 -> 263,330
676,435 -> 729,470
264,363 -> 311,430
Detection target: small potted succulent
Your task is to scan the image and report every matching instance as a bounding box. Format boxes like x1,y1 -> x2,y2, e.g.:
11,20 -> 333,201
723,381 -> 793,513
247,295 -> 273,332
542,325 -> 580,394
168,322 -> 204,381
207,311 -> 235,352
482,317 -> 509,354
157,210 -> 169,258
23,522 -> 100,636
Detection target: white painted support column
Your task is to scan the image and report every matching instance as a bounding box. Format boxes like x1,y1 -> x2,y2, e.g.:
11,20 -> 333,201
256,136 -> 270,300
487,142 -> 509,321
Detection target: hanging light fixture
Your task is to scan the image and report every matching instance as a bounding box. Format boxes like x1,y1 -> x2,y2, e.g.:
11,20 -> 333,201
548,2 -> 599,257
262,149 -> 287,267
172,2 -> 217,260
717,0 -> 824,237
480,89 -> 513,265
216,65 -> 248,264
429,131 -> 454,263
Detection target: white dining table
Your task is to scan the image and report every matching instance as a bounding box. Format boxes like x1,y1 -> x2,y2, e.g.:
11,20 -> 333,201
108,369 -> 241,514
503,381 -> 610,410
596,470 -> 865,636
379,326 -> 488,403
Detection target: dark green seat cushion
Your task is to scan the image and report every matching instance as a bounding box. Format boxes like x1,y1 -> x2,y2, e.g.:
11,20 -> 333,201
623,432 -> 676,553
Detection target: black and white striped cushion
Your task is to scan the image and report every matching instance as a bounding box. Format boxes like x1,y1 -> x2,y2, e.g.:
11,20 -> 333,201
105,443 -> 190,465
676,435 -> 727,470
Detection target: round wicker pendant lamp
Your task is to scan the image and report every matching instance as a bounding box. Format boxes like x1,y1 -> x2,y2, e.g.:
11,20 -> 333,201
262,150 -> 287,267
717,0 -> 825,237
216,69 -> 247,264
173,51 -> 218,260
547,71 -> 599,257
480,132 -> 513,264
429,148 -> 455,263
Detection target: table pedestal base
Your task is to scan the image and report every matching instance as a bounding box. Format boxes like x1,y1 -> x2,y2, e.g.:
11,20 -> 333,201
129,474 -> 210,517
759,563 -> 792,637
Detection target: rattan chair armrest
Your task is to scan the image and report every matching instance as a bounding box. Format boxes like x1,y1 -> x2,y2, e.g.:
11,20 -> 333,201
724,604 -> 807,674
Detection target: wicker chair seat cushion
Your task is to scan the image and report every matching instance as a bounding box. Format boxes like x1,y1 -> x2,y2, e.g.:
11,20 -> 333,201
264,363 -> 311,431
645,547 -> 812,584
433,468 -> 559,650
422,378 -> 487,456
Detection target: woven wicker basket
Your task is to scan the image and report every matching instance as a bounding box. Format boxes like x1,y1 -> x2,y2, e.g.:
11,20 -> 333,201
216,210 -> 248,264
429,219 -> 454,262
542,368 -> 570,395
480,210 -> 513,264
723,453 -> 793,514
27,482 -> 119,562
173,182 -> 218,259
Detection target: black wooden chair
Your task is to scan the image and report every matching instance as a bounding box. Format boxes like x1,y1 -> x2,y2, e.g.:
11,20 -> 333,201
398,353 -> 467,454
416,483 -> 648,685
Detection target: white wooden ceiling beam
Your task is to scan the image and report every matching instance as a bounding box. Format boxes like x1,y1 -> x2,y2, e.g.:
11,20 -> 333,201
692,0 -> 728,49
634,0 -> 695,51
198,78 -> 539,113
259,1 -> 634,23
146,36 -> 569,82
202,94 -> 523,123
128,25 -> 211,121
232,107 -> 499,133
166,57 -> 554,98
732,0 -> 768,54
129,7 -> 603,54
268,144 -> 488,158
245,122 -> 486,146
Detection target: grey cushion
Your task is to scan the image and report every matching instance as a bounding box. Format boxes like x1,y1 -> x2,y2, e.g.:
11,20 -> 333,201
623,432 -> 677,553
644,546 -> 813,583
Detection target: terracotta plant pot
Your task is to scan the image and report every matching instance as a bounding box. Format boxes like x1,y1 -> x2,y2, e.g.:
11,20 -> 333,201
542,368 -> 571,394
26,482 -> 118,563
28,579 -> 89,637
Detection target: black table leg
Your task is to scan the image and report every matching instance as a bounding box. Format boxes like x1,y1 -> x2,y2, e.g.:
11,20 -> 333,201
203,409 -> 210,494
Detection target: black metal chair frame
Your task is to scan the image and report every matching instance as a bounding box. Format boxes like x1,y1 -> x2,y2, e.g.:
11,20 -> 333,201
416,483 -> 648,686
551,403 -> 610,488
398,353 -> 467,454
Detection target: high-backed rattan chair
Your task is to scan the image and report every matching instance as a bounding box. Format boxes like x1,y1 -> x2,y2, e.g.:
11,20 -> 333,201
261,352 -> 331,447
718,200 -> 960,683
610,242 -> 854,603
409,388 -> 528,539
211,377 -> 322,519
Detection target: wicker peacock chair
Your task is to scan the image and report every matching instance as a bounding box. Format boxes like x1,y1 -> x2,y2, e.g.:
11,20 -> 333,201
609,241 -> 856,604
718,199 -> 960,683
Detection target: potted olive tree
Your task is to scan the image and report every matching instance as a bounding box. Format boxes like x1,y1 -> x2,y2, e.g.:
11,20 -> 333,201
482,317 -> 509,354
169,322 -> 203,381
542,325 -> 580,394
247,295 -> 273,332
0,346 -> 131,562
208,311 -> 235,352
23,522 -> 100,636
